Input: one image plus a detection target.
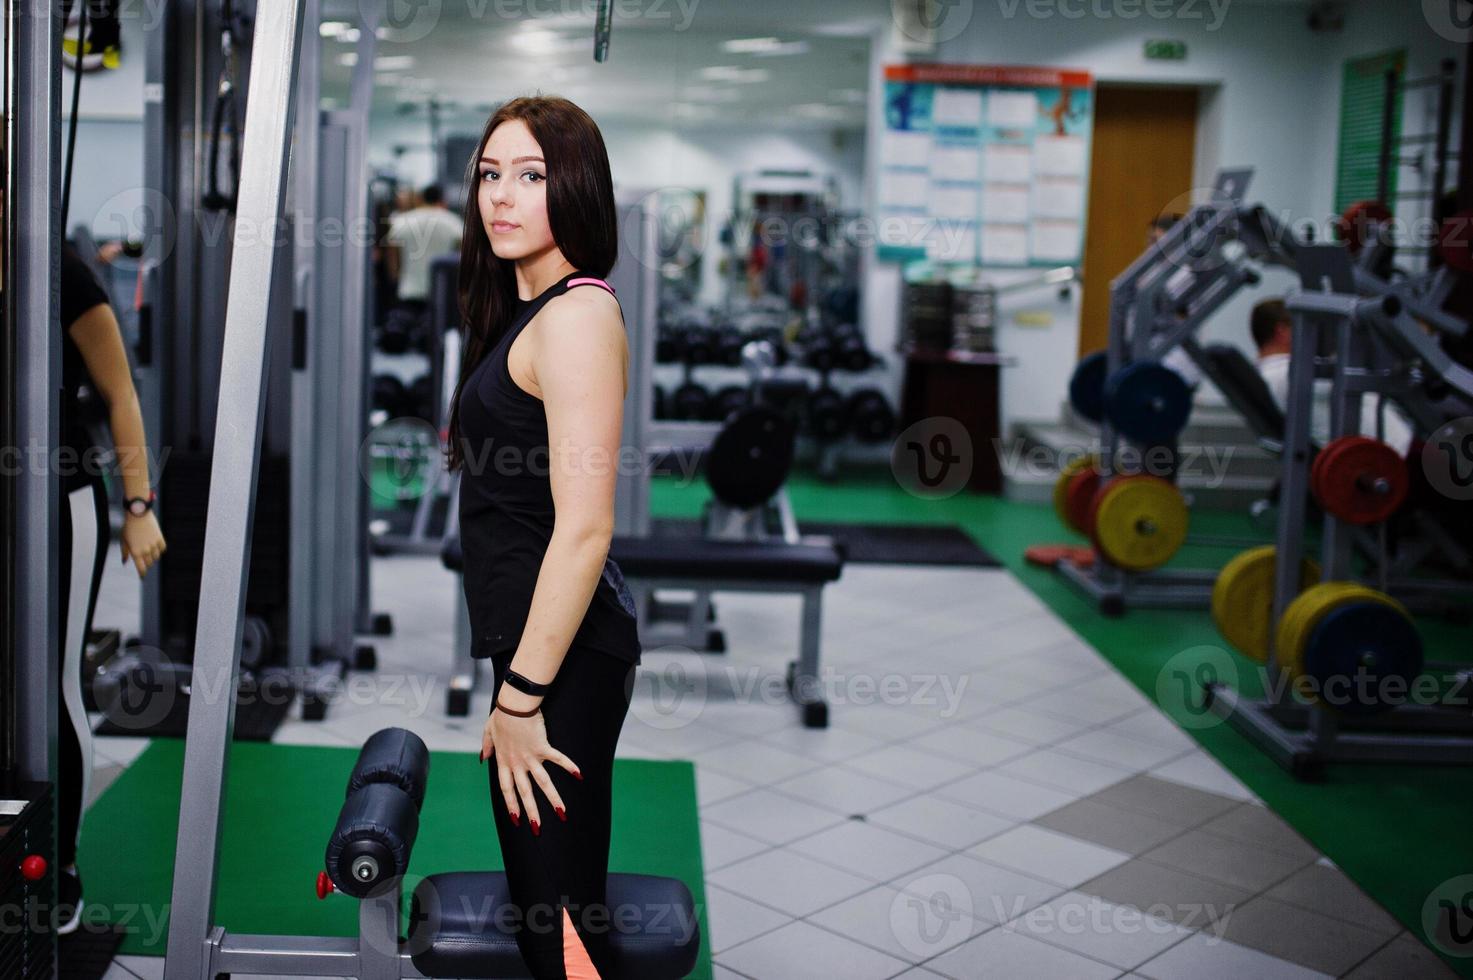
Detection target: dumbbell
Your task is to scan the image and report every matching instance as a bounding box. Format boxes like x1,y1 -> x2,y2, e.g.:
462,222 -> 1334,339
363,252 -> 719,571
377,318 -> 412,355
802,332 -> 837,373
832,326 -> 872,373
371,374 -> 409,417
408,375 -> 435,421
683,327 -> 716,366
656,325 -> 679,364
805,386 -> 848,442
846,388 -> 895,443
710,385 -> 751,423
715,326 -> 745,367
670,382 -> 712,421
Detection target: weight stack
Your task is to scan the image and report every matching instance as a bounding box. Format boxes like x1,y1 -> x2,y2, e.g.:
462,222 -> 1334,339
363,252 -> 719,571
160,450 -> 290,648
902,281 -> 953,351
952,285 -> 997,353
0,783 -> 55,978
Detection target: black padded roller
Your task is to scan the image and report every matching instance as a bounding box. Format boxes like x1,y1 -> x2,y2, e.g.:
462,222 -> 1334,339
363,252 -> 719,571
326,783 -> 420,898
346,727 -> 431,811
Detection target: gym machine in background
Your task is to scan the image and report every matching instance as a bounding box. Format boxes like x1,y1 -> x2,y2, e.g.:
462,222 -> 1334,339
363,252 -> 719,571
1204,243 -> 1473,777
112,0 -> 388,733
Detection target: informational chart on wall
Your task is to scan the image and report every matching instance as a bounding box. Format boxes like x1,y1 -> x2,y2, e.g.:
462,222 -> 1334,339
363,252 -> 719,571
878,64 -> 1095,267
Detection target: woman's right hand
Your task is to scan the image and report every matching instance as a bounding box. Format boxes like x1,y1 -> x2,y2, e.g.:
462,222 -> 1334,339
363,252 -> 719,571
483,696 -> 582,835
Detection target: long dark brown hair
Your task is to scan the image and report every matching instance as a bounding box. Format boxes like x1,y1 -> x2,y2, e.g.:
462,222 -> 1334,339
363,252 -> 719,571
444,95 -> 619,472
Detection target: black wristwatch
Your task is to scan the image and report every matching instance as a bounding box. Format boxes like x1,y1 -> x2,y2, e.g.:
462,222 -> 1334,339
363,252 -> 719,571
125,489 -> 157,518
504,668 -> 552,697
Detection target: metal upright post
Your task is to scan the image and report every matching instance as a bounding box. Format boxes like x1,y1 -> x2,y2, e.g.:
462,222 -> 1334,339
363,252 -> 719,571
288,0 -> 322,675
163,3 -> 306,976
10,0 -> 62,819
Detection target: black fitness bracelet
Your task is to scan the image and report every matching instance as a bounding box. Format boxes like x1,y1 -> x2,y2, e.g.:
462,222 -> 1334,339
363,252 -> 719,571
504,668 -> 553,697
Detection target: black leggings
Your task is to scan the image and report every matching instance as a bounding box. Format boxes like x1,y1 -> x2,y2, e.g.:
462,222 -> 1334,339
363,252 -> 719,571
487,648 -> 636,980
58,477 -> 109,869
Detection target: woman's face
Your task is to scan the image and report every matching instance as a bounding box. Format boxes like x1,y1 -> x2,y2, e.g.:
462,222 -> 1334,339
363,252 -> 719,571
477,119 -> 553,261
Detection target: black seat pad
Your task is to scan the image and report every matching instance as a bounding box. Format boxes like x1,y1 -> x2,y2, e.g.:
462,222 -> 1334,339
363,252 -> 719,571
610,535 -> 844,583
407,871 -> 700,979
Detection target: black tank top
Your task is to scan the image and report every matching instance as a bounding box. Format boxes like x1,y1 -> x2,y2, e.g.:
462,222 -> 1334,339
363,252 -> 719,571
457,271 -> 641,666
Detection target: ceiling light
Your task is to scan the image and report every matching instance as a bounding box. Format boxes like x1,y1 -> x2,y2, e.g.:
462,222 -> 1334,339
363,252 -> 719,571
698,66 -> 769,84
722,37 -> 781,53
319,21 -> 351,37
375,55 -> 416,70
337,52 -> 358,67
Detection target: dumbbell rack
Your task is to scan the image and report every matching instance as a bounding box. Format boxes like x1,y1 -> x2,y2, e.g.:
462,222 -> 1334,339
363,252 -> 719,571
1203,246 -> 1473,777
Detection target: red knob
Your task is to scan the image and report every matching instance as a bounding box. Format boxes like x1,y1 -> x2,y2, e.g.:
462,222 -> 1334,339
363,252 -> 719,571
316,870 -> 335,899
20,855 -> 46,881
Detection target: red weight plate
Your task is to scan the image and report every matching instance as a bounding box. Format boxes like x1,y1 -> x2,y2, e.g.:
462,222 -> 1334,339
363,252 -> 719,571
1065,467 -> 1102,534
1314,436 -> 1408,524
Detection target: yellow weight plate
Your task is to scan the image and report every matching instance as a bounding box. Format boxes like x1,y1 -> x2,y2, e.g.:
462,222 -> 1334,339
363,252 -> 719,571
1277,583 -> 1408,697
1091,476 -> 1190,571
1053,455 -> 1097,529
1211,546 -> 1321,664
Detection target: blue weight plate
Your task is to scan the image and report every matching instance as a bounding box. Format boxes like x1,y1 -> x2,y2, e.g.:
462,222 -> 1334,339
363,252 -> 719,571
1068,351 -> 1109,423
1104,361 -> 1192,445
1301,601 -> 1423,716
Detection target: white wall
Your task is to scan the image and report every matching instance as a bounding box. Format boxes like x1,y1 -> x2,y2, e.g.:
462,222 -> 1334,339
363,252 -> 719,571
860,0 -> 1467,432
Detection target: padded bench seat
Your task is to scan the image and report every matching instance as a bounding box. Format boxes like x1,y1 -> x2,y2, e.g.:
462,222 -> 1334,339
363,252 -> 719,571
407,870 -> 700,979
609,535 -> 844,582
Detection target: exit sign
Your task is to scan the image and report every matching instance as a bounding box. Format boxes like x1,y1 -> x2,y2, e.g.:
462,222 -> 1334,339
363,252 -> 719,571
1145,39 -> 1187,61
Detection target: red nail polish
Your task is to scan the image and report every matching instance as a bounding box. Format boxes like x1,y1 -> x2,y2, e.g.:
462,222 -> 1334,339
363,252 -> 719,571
555,806 -> 566,822
509,811 -> 520,827
531,820 -> 541,836
573,771 -> 583,781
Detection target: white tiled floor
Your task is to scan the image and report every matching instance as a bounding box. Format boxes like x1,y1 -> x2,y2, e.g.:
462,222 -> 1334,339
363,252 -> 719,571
84,554 -> 1441,979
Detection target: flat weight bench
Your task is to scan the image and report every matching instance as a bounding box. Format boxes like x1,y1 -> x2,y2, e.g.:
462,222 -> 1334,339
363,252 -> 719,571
609,534 -> 845,728
323,727 -> 701,979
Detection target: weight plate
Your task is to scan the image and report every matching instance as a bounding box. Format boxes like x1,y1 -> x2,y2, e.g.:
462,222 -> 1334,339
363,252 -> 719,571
1211,545 -> 1320,664
1103,361 -> 1193,445
1089,475 -> 1189,571
1053,455 -> 1097,528
1311,435 -> 1409,525
1068,351 -> 1108,423
1291,589 -> 1421,715
706,405 -> 797,510
1276,582 -> 1381,684
1065,467 -> 1102,534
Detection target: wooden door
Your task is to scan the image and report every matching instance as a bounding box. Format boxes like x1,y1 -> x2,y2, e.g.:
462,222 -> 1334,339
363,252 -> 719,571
1078,86 -> 1198,357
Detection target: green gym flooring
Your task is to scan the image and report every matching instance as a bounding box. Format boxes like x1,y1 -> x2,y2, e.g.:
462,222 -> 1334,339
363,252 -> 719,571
82,741 -> 712,977
649,467 -> 1473,978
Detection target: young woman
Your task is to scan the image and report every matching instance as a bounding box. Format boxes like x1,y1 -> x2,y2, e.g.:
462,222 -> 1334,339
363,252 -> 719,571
444,96 -> 641,980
